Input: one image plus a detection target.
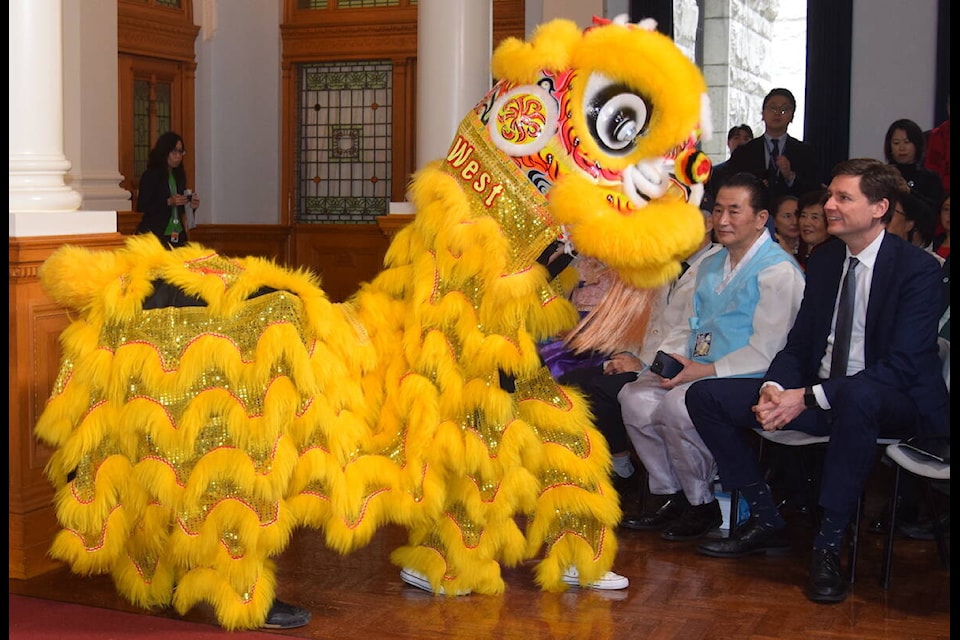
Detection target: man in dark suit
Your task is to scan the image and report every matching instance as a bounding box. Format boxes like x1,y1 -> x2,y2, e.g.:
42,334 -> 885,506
708,88 -> 820,233
709,124 -> 754,193
685,158 -> 948,604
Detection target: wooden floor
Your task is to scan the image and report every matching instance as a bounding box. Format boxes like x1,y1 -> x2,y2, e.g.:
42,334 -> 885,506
9,466 -> 950,640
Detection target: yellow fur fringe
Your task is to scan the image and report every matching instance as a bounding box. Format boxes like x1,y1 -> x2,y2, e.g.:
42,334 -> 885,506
35,16 -> 711,627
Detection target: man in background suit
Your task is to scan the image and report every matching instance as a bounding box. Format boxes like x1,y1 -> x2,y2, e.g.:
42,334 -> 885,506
709,124 -> 754,195
685,158 -> 948,604
708,88 -> 820,234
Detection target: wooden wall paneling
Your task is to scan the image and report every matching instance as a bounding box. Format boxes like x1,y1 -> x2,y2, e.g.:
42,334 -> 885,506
493,0 -> 526,47
293,224 -> 392,303
118,0 -> 199,62
117,211 -> 143,236
8,507 -> 62,580
391,56 -> 416,201
117,54 -> 136,198
188,224 -> 293,265
282,21 -> 418,62
375,214 -> 414,240
281,0 -> 524,45
281,59 -> 297,228
9,234 -> 127,579
282,2 -> 418,30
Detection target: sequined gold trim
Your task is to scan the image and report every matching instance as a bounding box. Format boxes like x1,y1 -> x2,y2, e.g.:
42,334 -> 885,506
440,112 -> 563,276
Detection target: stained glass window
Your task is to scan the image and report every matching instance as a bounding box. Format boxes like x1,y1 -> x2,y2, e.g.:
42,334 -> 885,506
297,60 -> 393,224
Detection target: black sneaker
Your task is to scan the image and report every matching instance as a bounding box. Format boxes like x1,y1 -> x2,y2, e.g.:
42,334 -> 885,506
262,599 -> 312,630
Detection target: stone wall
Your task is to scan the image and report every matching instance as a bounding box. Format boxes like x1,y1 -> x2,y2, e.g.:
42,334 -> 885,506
676,0 -> 806,163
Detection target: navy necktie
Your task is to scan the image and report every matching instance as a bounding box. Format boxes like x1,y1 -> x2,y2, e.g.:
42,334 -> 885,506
769,138 -> 780,182
830,257 -> 860,378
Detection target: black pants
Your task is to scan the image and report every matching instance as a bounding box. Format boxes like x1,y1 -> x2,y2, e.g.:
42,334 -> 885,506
685,376 -> 918,516
559,365 -> 637,456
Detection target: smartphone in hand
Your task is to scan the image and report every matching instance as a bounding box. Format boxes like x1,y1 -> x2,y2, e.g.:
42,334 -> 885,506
650,350 -> 684,379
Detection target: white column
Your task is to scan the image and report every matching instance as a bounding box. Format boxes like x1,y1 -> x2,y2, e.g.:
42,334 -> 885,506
415,0 -> 492,170
9,0 -> 115,237
62,0 -> 132,212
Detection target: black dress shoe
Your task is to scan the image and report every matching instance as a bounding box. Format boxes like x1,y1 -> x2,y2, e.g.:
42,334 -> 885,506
613,471 -> 641,502
867,504 -> 925,535
806,548 -> 848,603
661,500 -> 723,541
621,492 -> 689,530
262,599 -> 312,630
899,514 -> 950,540
696,516 -> 791,558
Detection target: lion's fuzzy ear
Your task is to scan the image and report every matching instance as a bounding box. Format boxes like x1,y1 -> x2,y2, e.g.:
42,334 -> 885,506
40,244 -> 124,312
39,234 -> 167,314
491,19 -> 582,83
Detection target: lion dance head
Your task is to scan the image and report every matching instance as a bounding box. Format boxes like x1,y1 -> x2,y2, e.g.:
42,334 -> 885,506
462,15 -> 712,290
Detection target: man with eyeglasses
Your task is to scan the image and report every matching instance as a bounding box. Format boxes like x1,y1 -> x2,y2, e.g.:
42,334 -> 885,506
708,88 -> 820,236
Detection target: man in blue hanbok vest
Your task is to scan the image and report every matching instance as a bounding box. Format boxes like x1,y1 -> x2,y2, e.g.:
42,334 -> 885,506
615,172 -> 805,540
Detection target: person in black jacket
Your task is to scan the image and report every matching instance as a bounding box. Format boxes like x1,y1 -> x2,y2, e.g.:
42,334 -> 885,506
883,117 -> 944,211
708,88 -> 820,234
135,131 -> 199,248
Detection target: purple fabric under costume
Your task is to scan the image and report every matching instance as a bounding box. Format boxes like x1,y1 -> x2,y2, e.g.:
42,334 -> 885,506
538,338 -> 607,380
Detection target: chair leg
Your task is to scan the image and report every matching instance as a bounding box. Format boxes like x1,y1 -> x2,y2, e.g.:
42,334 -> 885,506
847,492 -> 862,584
923,478 -> 950,570
729,489 -> 741,534
880,464 -> 903,589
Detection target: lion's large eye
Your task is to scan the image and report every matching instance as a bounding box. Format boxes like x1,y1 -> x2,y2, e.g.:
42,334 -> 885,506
583,73 -> 650,155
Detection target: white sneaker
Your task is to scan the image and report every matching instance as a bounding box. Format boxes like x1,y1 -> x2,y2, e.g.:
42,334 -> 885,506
561,566 -> 629,590
400,568 -> 471,596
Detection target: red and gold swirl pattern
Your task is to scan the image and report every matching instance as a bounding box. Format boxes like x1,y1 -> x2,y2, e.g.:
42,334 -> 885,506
496,93 -> 550,145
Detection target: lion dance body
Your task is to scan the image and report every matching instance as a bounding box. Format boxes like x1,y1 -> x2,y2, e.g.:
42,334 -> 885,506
35,17 -> 711,630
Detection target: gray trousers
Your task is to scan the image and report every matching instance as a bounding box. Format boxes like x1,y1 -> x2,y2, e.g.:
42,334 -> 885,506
618,371 -> 717,505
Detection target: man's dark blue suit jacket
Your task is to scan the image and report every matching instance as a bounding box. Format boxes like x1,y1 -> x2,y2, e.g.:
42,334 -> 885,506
763,231 -> 948,437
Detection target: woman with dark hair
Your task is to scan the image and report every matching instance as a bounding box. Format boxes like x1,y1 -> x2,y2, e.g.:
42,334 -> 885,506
796,187 -> 836,269
883,118 -> 944,208
888,191 -> 940,257
770,193 -> 803,260
135,131 -> 200,248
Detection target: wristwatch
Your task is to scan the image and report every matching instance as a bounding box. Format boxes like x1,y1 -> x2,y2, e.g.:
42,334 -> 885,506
803,385 -> 818,410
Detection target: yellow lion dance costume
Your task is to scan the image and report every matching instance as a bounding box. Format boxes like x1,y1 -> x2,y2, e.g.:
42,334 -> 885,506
35,16 -> 711,630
